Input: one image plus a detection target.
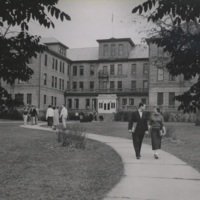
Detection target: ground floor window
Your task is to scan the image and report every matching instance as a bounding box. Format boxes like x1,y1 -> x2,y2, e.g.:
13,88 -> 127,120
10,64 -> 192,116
129,98 -> 134,105
27,93 -> 32,105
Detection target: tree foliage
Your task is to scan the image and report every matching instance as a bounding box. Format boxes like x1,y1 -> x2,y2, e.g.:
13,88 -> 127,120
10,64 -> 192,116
0,0 -> 70,107
132,0 -> 200,113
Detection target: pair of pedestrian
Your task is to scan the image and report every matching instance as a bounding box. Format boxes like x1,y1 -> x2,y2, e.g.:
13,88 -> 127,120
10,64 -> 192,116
23,105 -> 38,125
128,103 -> 166,160
46,105 -> 68,129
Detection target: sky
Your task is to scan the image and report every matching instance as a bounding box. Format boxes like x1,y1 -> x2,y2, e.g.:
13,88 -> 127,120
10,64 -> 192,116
28,0 -> 153,49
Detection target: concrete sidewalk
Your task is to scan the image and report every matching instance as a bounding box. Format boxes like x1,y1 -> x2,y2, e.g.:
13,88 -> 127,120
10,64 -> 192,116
21,123 -> 200,200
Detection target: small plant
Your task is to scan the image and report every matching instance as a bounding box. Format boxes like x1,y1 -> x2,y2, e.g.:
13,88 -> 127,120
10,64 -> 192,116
164,126 -> 176,140
57,125 -> 86,149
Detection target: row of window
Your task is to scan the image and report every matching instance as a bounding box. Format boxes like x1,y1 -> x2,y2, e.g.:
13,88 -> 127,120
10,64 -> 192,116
15,93 -> 32,105
157,92 -> 175,106
43,73 -> 66,90
44,54 -> 69,74
67,98 -> 97,109
157,68 -> 176,81
72,63 -> 149,76
103,44 -> 124,57
122,98 -> 147,106
71,80 -> 148,90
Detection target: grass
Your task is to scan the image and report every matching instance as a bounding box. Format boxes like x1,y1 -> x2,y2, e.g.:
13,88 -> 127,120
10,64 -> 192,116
0,122 -> 123,200
77,121 -> 200,173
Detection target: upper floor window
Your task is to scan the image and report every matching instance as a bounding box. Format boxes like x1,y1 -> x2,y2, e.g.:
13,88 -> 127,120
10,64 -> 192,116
157,68 -> 164,81
118,81 -> 122,89
131,80 -> 136,89
131,64 -> 136,74
55,77 -> 57,88
110,65 -> 115,75
143,80 -> 148,89
44,73 -> 47,85
90,81 -> 94,89
52,58 -> 55,69
111,44 -> 115,56
79,81 -> 84,89
44,54 -> 48,66
157,92 -> 163,105
143,63 -> 148,74
80,66 -> 84,76
118,44 -> 123,56
90,65 -> 95,76
63,63 -> 65,73
103,66 -> 108,75
110,81 -> 115,89
169,74 -> 176,81
52,76 -> 54,87
118,64 -> 123,75
103,45 -> 108,56
73,66 -> 77,76
60,61 -> 62,72
55,59 -> 58,70
129,98 -> 134,105
73,82 -> 77,89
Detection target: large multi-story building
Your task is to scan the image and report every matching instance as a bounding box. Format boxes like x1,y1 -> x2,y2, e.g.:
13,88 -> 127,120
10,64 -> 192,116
1,37 -> 194,114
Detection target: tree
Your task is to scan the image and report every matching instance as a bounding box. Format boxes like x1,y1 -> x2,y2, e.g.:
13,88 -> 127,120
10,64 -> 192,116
0,0 -> 70,107
132,0 -> 200,114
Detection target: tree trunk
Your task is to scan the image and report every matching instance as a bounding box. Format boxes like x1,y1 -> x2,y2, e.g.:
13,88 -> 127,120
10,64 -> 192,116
195,110 -> 200,126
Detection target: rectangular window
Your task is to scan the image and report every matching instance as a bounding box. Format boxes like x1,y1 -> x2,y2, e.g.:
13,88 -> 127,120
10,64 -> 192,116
74,99 -> 79,109
80,66 -> 84,76
110,64 -> 115,75
51,96 -> 54,105
54,97 -> 57,106
44,54 -> 47,66
73,82 -> 77,89
44,95 -> 46,105
62,79 -> 64,90
122,98 -> 127,106
157,92 -> 163,105
169,74 -> 176,81
131,64 -> 136,74
118,64 -> 123,75
143,80 -> 148,89
68,99 -> 72,109
118,44 -> 123,56
110,81 -> 115,89
73,66 -> 77,76
52,58 -> 54,69
111,102 -> 115,109
27,93 -> 32,105
129,98 -> 134,105
158,68 -> 164,81
15,93 -> 24,103
118,81 -> 122,89
55,59 -> 58,70
90,65 -> 95,75
59,78 -> 62,90
143,63 -> 148,74
55,77 -> 57,88
79,81 -> 84,89
103,45 -> 108,56
52,76 -> 54,87
90,81 -> 94,90
111,44 -> 115,56
131,80 -> 136,89
86,99 -> 90,108
63,63 -> 65,73
103,66 -> 108,75
68,65 -> 70,75
141,98 -> 146,104
67,81 -> 70,90
169,92 -> 175,106
102,81 -> 107,89
60,61 -> 62,72
99,102 -> 103,109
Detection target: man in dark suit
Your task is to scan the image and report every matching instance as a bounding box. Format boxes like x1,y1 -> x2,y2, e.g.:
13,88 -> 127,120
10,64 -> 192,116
128,102 -> 148,159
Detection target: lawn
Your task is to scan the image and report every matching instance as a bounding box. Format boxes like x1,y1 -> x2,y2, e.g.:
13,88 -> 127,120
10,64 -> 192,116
0,122 -> 123,200
78,121 -> 200,173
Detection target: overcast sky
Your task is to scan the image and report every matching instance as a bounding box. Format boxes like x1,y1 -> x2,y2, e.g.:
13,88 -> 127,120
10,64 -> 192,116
29,0 -> 153,48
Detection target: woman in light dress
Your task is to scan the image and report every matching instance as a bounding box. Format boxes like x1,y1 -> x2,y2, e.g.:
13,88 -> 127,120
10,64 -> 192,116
53,106 -> 59,129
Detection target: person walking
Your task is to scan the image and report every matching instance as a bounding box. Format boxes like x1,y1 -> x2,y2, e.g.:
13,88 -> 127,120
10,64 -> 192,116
23,106 -> 28,125
149,107 -> 166,159
46,105 -> 54,127
60,105 -> 68,129
128,102 -> 149,159
53,106 -> 59,130
30,105 -> 38,125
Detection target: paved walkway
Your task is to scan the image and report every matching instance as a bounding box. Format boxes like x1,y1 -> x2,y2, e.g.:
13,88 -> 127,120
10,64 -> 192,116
20,123 -> 200,200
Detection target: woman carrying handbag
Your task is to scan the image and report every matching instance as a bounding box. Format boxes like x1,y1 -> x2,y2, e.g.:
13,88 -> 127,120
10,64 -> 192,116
149,107 -> 166,159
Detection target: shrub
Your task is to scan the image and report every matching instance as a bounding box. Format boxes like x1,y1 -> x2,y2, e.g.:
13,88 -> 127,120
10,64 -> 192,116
57,125 -> 86,149
163,112 -> 171,122
163,126 -> 176,140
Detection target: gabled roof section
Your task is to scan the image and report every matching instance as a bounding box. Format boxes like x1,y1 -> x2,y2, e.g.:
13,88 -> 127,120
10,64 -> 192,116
67,47 -> 99,61
40,37 -> 69,49
128,44 -> 149,59
97,37 -> 135,47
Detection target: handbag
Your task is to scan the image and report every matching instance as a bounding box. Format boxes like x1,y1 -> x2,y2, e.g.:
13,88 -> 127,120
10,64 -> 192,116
159,126 -> 166,136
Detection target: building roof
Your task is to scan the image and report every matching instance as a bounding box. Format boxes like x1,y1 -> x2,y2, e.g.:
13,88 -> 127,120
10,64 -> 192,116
97,37 -> 135,47
128,44 -> 149,59
67,47 -> 99,61
40,37 -> 69,49
67,44 -> 149,61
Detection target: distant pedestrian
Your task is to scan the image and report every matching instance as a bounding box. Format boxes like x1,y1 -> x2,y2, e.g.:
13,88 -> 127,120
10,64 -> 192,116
128,103 -> 149,159
30,105 -> 38,125
149,107 -> 166,159
53,106 -> 59,129
60,105 -> 68,129
46,105 -> 54,127
23,106 -> 28,125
